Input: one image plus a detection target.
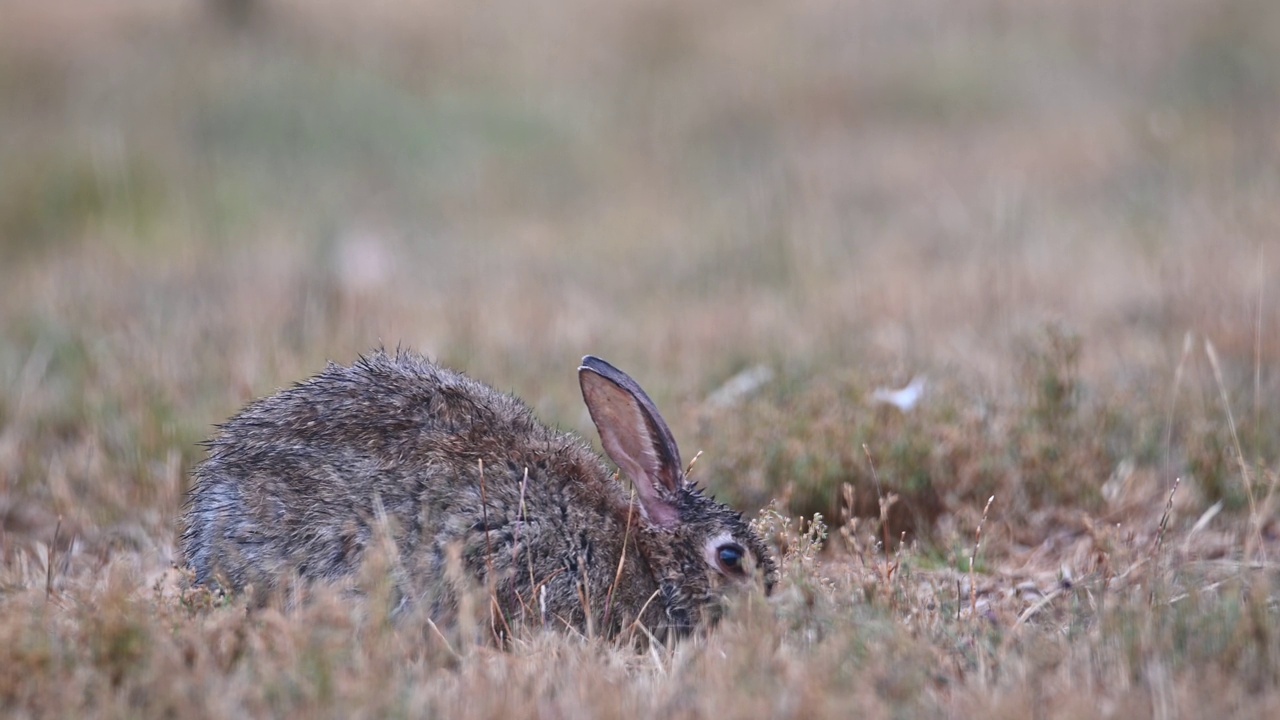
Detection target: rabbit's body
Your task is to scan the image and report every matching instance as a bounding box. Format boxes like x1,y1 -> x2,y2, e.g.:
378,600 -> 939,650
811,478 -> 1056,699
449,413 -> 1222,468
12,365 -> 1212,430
181,351 -> 773,640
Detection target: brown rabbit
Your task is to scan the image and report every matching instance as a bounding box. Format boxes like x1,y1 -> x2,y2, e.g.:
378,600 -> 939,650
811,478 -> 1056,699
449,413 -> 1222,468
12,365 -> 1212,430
180,350 -> 775,641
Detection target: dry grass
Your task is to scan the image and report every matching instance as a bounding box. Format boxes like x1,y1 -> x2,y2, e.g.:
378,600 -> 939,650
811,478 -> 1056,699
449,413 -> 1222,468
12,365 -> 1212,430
2,0 -> 1279,717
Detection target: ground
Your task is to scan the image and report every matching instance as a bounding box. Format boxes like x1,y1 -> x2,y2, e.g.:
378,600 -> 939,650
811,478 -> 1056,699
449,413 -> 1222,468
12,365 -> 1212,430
1,0 -> 1278,717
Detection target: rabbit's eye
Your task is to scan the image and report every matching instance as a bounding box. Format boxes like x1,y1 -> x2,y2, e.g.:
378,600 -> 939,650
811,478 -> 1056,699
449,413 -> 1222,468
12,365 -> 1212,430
716,544 -> 745,573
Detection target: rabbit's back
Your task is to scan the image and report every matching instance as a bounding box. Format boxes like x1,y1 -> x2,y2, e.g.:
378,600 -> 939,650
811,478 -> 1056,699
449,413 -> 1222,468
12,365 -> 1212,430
180,351 -> 628,610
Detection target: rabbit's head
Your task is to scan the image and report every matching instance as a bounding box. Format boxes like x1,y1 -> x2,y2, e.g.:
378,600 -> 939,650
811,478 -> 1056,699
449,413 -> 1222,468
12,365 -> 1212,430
580,357 -> 777,636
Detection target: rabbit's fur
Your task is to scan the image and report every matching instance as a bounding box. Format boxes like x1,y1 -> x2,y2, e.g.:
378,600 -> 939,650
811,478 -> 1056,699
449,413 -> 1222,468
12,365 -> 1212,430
180,350 -> 775,640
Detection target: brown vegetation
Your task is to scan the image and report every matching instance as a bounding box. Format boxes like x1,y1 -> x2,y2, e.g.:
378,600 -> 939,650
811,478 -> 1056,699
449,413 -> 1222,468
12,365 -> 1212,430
2,0 -> 1278,716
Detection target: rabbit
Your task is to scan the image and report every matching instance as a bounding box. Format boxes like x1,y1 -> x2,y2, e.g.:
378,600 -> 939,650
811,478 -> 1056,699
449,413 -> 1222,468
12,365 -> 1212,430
180,350 -> 776,641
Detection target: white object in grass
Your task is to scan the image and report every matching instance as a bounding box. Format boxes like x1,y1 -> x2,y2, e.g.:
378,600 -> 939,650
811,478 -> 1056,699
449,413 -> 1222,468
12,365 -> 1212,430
870,376 -> 926,412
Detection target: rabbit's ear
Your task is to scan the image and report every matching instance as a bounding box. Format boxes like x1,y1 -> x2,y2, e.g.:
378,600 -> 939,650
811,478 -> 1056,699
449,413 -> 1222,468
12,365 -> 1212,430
579,356 -> 683,528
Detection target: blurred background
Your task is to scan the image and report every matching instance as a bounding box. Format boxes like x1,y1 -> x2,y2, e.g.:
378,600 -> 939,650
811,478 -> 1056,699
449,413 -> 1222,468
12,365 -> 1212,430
1,0 -> 1278,558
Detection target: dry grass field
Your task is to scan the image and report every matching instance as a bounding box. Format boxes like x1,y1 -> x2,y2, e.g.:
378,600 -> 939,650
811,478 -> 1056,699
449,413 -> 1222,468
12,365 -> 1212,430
2,0 -> 1279,716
